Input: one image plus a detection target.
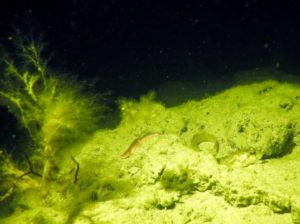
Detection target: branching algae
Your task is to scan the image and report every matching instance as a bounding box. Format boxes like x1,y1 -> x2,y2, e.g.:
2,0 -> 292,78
0,34 -> 106,200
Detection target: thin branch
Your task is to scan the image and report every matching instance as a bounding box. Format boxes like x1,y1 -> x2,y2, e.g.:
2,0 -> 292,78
0,154 -> 41,202
71,156 -> 80,184
17,154 -> 42,180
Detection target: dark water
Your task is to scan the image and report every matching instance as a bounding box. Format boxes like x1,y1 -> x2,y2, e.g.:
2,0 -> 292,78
1,0 -> 300,149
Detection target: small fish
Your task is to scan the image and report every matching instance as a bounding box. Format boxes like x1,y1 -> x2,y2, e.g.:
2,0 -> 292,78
121,133 -> 159,159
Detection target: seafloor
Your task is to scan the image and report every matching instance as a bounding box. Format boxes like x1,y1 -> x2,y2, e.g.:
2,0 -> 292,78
1,69 -> 300,224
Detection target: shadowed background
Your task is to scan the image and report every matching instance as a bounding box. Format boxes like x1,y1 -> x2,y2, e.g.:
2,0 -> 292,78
1,0 -> 300,148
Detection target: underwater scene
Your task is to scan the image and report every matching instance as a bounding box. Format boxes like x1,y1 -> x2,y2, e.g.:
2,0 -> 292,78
1,1 -> 300,224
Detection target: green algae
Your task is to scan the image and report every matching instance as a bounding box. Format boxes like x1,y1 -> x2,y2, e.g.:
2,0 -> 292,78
1,69 -> 300,223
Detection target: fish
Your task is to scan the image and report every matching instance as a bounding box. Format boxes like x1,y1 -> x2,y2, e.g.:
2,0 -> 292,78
121,133 -> 159,159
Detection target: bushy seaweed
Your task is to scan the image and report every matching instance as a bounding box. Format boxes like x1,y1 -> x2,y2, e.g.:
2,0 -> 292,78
0,34 -> 106,199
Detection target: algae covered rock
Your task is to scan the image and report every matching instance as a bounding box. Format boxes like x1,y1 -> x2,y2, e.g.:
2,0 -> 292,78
217,112 -> 294,164
160,163 -> 198,193
145,189 -> 181,209
3,75 -> 300,224
176,79 -> 299,167
292,198 -> 300,224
